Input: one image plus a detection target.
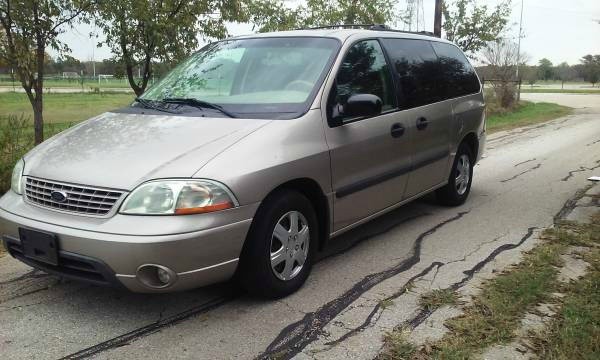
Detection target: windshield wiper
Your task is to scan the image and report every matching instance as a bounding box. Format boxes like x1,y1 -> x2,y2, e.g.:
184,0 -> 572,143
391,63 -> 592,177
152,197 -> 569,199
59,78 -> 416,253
161,97 -> 237,118
134,98 -> 180,114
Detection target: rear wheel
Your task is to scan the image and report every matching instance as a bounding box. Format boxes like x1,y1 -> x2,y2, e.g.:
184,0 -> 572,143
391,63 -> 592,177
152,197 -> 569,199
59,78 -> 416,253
238,190 -> 317,298
436,143 -> 473,206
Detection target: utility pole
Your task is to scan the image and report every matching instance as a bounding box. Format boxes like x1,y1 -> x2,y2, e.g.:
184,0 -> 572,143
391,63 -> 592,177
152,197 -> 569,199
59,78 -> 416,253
434,0 -> 443,37
515,0 -> 524,102
515,0 -> 524,80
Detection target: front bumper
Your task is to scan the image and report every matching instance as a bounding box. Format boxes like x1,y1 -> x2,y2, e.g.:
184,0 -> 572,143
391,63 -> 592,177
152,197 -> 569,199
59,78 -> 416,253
0,191 -> 258,292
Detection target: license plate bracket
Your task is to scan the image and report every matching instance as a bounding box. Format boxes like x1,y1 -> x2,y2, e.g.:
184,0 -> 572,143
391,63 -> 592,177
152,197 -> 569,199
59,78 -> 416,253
19,228 -> 59,266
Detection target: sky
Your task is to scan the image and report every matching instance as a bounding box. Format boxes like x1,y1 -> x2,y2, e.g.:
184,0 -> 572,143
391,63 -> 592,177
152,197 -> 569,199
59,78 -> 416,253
55,0 -> 600,66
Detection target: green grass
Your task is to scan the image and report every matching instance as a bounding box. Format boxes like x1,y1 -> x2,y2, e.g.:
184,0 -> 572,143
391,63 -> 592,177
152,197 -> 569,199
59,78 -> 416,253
419,289 -> 459,312
487,101 -> 572,133
379,331 -> 417,360
0,92 -> 133,124
527,215 -> 600,359
431,243 -> 563,359
520,88 -> 600,94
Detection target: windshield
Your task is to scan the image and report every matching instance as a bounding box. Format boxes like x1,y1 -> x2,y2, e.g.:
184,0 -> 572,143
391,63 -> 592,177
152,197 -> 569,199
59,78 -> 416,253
141,37 -> 341,119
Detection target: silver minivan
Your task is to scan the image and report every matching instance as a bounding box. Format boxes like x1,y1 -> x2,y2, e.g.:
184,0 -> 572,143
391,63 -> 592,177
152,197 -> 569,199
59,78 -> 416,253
0,26 -> 485,298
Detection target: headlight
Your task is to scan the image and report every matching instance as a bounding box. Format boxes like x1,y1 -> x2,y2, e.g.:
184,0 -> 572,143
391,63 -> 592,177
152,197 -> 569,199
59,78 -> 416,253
11,159 -> 24,195
120,179 -> 238,215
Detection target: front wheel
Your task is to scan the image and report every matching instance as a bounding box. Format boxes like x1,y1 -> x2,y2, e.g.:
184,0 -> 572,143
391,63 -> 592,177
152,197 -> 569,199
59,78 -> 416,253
436,143 -> 474,206
238,190 -> 318,298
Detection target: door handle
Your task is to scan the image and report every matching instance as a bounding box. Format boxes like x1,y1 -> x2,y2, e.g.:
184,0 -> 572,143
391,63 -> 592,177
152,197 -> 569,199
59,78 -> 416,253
416,117 -> 429,130
390,123 -> 405,138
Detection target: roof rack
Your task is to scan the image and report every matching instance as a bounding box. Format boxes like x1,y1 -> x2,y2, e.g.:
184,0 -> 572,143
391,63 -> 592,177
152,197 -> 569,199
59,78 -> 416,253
301,24 -> 437,37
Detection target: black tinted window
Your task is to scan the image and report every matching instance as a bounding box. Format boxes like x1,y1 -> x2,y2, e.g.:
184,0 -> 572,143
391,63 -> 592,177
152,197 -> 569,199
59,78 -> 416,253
381,38 -> 439,109
431,42 -> 480,98
330,40 -> 395,121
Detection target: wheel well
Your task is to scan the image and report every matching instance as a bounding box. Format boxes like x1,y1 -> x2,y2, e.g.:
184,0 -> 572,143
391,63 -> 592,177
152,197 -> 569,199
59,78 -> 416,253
267,178 -> 330,251
461,132 -> 479,159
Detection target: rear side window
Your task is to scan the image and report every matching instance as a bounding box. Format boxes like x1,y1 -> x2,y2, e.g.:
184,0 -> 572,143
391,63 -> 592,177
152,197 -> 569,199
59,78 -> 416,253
329,39 -> 396,122
430,42 -> 480,98
380,38 -> 439,109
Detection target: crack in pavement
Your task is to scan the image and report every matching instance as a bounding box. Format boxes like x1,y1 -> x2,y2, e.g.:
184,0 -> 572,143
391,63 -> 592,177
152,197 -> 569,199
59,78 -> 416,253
500,163 -> 542,183
403,184 -> 593,333
317,212 -> 430,262
585,139 -> 600,146
0,269 -> 50,285
257,212 -> 469,360
514,158 -> 537,167
553,184 -> 595,223
322,262 -> 444,348
560,160 -> 600,181
406,227 -> 537,330
58,291 -> 238,360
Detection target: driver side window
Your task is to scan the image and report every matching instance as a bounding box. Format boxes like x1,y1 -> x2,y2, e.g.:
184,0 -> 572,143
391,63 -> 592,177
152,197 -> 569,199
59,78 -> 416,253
329,40 -> 396,122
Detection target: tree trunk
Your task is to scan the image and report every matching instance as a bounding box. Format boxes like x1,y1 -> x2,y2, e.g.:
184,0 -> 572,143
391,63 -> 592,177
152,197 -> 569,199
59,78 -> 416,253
33,94 -> 43,144
34,29 -> 45,144
125,62 -> 143,97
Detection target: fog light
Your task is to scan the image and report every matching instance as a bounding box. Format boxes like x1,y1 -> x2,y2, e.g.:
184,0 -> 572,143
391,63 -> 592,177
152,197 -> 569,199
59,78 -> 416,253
157,267 -> 171,284
136,264 -> 177,289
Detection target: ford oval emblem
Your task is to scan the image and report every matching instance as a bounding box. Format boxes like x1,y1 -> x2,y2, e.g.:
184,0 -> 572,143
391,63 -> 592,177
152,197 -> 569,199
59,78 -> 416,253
50,191 -> 68,203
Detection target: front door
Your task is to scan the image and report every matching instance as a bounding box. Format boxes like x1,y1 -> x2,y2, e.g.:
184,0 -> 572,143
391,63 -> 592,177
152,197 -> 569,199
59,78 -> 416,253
323,39 -> 412,232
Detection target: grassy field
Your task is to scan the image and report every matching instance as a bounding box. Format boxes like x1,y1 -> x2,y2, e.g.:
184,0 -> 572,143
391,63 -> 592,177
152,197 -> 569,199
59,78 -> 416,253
520,88 -> 600,94
0,92 -> 133,124
0,78 -> 135,89
487,101 -> 572,133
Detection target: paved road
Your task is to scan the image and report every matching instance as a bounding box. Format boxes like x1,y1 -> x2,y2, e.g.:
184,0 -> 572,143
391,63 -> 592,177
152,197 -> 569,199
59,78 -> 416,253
521,92 -> 600,108
1,95 -> 599,360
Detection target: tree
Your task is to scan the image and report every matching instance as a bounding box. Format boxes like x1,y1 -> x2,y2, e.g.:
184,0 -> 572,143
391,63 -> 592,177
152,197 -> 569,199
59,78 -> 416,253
537,58 -> 553,81
555,62 -> 575,89
0,0 -> 89,144
93,0 -> 245,97
481,38 -> 526,108
580,54 -> 600,87
521,65 -> 538,87
248,0 -> 400,33
442,0 -> 511,56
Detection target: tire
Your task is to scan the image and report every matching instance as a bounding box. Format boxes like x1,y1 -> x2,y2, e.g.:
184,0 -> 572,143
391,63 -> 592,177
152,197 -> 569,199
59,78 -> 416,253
436,143 -> 474,206
238,189 -> 318,298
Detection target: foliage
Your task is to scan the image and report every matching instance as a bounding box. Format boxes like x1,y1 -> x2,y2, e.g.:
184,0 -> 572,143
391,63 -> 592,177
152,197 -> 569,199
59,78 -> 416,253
580,54 -> 600,87
481,38 -> 525,108
247,0 -> 400,33
93,0 -> 245,96
442,0 -> 512,56
0,114 -> 72,192
555,62 -> 576,89
538,58 -> 553,81
0,0 -> 90,144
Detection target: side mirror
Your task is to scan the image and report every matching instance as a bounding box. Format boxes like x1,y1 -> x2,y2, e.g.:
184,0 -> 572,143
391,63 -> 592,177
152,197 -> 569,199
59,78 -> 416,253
342,94 -> 383,118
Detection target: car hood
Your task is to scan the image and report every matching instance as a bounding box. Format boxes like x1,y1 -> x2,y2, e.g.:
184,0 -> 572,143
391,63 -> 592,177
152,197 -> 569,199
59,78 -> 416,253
24,112 -> 271,190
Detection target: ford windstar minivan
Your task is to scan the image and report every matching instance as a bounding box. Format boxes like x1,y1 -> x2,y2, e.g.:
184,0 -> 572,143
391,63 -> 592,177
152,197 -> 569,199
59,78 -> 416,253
0,25 -> 485,298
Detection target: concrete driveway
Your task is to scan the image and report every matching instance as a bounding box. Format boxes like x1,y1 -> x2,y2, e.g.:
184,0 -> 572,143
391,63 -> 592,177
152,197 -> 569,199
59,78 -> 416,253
1,94 -> 599,360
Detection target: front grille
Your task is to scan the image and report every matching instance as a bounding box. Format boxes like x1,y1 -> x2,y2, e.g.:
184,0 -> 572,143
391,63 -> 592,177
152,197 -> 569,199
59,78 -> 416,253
25,177 -> 124,216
